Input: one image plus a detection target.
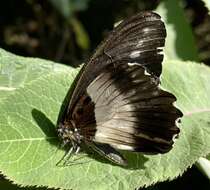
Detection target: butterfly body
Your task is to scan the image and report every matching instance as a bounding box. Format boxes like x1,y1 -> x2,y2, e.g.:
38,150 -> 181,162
57,11 -> 183,166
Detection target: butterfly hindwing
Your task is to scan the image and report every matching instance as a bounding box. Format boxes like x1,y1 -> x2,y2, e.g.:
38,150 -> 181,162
86,63 -> 182,154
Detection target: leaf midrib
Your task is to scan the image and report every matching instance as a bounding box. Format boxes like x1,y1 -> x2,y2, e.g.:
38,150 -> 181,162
0,137 -> 57,143
184,108 -> 210,116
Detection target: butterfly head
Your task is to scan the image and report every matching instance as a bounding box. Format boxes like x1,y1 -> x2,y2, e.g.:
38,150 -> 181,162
57,120 -> 82,146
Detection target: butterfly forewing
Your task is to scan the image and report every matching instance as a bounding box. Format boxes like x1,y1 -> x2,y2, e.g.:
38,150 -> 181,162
57,11 -> 183,166
68,12 -> 166,112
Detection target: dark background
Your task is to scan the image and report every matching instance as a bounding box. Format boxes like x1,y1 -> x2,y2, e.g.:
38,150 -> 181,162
0,0 -> 210,189
1,0 -> 210,66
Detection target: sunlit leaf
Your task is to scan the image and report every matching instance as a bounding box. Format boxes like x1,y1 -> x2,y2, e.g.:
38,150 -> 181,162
156,0 -> 199,61
0,49 -> 210,189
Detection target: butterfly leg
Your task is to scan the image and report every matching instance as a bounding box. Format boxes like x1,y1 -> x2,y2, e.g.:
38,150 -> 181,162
73,145 -> 80,154
56,146 -> 74,166
63,146 -> 75,165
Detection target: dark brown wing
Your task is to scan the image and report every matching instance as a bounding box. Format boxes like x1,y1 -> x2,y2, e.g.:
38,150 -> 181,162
67,11 -> 166,114
71,93 -> 96,142
86,63 -> 182,153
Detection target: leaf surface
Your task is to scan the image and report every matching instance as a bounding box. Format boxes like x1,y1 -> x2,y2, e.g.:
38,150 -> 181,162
156,0 -> 199,61
0,49 -> 210,190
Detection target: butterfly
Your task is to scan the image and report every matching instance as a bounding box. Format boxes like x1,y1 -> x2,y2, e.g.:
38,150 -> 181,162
57,11 -> 183,166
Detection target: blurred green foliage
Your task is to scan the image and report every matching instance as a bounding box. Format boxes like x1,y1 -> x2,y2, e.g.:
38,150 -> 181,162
49,0 -> 90,50
156,0 -> 199,61
49,0 -> 90,18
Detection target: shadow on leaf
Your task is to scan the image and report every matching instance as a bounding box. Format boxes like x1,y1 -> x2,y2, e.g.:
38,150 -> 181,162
32,108 -> 58,146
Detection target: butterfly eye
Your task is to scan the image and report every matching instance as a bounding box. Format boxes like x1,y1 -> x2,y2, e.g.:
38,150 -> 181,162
83,96 -> 91,105
77,108 -> 84,115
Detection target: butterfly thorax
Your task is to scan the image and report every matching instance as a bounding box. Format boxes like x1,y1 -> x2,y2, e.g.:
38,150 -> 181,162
57,120 -> 83,146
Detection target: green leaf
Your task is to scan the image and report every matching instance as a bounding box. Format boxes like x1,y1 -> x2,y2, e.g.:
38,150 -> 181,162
0,49 -> 69,103
0,48 -> 210,190
156,0 -> 199,61
0,175 -> 48,190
